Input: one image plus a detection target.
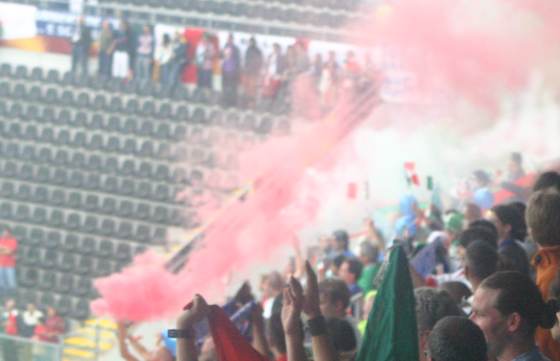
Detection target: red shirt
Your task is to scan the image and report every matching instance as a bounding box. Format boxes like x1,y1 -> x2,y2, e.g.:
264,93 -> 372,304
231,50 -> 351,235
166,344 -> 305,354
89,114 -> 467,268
5,311 -> 18,335
44,315 -> 65,342
0,236 -> 17,267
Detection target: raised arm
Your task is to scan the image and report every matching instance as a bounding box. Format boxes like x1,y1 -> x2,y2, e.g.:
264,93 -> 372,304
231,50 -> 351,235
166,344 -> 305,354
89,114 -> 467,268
176,295 -> 209,361
117,322 -> 142,361
302,262 -> 337,361
281,277 -> 307,361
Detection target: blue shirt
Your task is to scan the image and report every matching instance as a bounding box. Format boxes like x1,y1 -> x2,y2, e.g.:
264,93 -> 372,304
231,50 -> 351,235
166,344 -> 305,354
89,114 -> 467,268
512,347 -> 551,361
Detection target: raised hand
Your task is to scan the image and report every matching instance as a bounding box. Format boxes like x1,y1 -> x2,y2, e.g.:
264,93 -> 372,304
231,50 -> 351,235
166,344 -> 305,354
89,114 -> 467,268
281,276 -> 304,336
302,261 -> 321,318
177,294 -> 209,330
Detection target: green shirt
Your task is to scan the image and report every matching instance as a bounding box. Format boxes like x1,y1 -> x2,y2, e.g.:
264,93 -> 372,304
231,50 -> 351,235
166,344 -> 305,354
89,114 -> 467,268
358,263 -> 381,294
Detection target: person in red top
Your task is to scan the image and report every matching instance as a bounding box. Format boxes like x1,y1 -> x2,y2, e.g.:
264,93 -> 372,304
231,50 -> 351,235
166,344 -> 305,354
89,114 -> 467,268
2,298 -> 19,335
36,307 -> 66,343
0,227 -> 17,298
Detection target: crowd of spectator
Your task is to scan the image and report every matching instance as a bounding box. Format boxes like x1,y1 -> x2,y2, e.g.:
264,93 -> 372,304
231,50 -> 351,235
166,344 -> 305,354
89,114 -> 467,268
1,298 -> 65,342
70,17 -> 379,114
114,153 -> 560,361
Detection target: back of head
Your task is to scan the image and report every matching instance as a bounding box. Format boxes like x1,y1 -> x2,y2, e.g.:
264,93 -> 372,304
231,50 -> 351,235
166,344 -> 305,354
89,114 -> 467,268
439,282 -> 472,307
343,258 -> 363,280
325,317 -> 357,353
480,271 -> 559,336
458,226 -> 498,249
359,241 -> 379,264
465,240 -> 498,283
428,316 -> 487,361
491,204 -> 527,241
333,230 -> 350,250
319,278 -> 351,310
526,190 -> 560,247
415,288 -> 464,334
533,171 -> 560,193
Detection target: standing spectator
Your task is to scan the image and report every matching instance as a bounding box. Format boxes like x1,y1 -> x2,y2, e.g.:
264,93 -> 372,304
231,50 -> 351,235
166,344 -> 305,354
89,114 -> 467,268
319,51 -> 339,110
135,25 -> 154,82
311,53 -> 323,84
111,19 -> 133,79
338,258 -> 363,296
196,34 -> 216,90
42,307 -> 65,343
526,190 -> 560,360
221,33 -> 241,107
357,242 -> 381,294
2,298 -> 19,335
168,31 -> 189,91
0,227 -> 17,298
21,303 -> 43,338
471,170 -> 494,211
155,33 -> 173,84
263,43 -> 286,103
97,19 -> 113,78
470,271 -> 557,361
243,36 -> 263,108
427,317 -> 487,361
70,16 -> 91,76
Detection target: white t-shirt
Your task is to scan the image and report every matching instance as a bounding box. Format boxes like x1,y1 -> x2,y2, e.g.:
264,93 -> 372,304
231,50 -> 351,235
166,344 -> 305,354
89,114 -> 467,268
23,310 -> 43,326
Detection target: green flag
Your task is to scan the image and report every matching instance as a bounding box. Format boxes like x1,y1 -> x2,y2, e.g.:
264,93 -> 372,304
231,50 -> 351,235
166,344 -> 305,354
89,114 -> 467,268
356,245 -> 419,361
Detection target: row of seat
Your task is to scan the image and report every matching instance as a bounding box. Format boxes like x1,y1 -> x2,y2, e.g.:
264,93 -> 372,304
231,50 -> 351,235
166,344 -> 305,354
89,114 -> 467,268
9,223 -> 141,262
16,287 -> 90,320
18,249 -> 125,281
1,180 -> 186,227
18,266 -> 100,297
0,201 -> 168,243
0,64 -> 287,127
0,160 -> 182,204
0,90 -> 278,137
0,133 -> 196,177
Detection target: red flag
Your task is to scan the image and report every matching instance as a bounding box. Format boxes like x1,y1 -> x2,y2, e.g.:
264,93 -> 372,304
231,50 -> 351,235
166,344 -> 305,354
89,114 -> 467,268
208,305 -> 268,361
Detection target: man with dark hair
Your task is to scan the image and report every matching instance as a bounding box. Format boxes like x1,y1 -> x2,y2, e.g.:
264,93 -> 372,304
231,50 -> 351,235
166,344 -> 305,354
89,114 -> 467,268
458,225 -> 498,250
427,316 -> 487,361
533,171 -> 560,193
338,258 -> 363,296
318,278 -> 350,319
329,230 -> 355,259
465,240 -> 498,293
526,190 -> 560,360
415,288 -> 464,361
357,242 -> 380,294
471,271 -> 558,361
325,317 -> 357,359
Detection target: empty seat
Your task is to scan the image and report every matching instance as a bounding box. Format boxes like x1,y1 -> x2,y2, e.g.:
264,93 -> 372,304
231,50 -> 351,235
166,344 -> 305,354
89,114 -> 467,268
36,148 -> 52,164
72,297 -> 90,321
79,237 -> 96,255
69,170 -> 84,188
122,118 -> 138,134
101,197 -> 117,215
135,224 -> 152,243
153,184 -> 171,202
28,228 -> 44,247
152,206 -> 169,224
39,270 -> 56,291
59,110 -> 72,126
75,256 -> 93,276
51,169 -> 68,186
38,291 -> 56,309
117,221 -> 133,240
119,179 -> 135,197
106,116 -> 121,132
31,207 -> 47,225
122,138 -> 137,155
62,234 -> 79,253
87,134 -> 104,151
97,239 -> 114,258
67,191 -> 82,209
41,249 -> 58,269
136,203 -> 151,221
0,181 -> 14,198
21,144 -> 36,160
72,131 -> 87,148
120,159 -> 136,176
49,189 -> 66,206
84,173 -> 101,190
115,243 -> 132,262
153,165 -> 170,182
94,259 -> 114,278
55,273 -> 73,294
138,140 -> 154,158
22,125 -> 38,141
73,277 -> 92,297
45,230 -> 61,249
20,267 -> 39,288
35,166 -> 50,183
1,161 -> 17,178
58,252 -> 76,273
135,182 -> 152,199
18,164 -> 34,181
138,121 -> 154,137
117,200 -> 134,218
82,215 -> 98,234
103,176 -> 119,194
137,162 -> 153,179
14,204 -> 31,222
54,149 -> 69,167
106,136 -> 120,153
66,212 -> 82,231
99,218 -> 116,237
71,152 -> 87,169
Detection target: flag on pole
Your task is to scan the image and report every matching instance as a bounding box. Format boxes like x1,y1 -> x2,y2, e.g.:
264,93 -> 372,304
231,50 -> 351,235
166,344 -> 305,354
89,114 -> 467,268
404,162 -> 420,186
356,245 -> 419,361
